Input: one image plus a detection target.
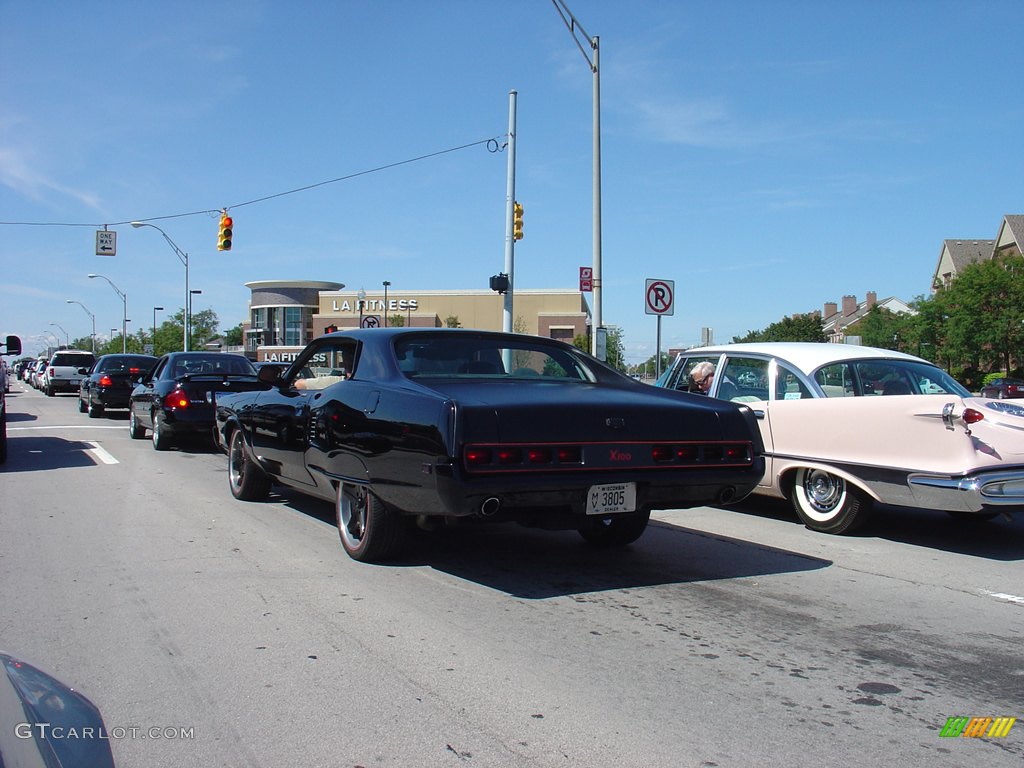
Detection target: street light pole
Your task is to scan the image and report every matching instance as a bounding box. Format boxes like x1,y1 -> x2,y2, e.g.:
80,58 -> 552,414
357,288 -> 366,328
49,322 -> 69,348
88,273 -> 127,353
66,300 -> 96,353
189,290 -> 202,348
130,222 -> 190,352
153,306 -> 164,354
382,281 -> 391,327
552,1 -> 603,358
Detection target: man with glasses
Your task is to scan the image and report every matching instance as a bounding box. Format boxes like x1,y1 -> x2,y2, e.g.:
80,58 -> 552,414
689,361 -> 715,395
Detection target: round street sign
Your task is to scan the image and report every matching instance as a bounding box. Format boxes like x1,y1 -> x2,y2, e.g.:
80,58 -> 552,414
645,279 -> 674,316
361,315 -> 381,328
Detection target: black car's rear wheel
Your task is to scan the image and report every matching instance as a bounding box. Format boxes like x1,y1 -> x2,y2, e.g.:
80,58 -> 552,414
791,467 -> 872,534
578,510 -> 651,546
129,408 -> 146,439
228,429 -> 271,501
151,412 -> 171,451
336,483 -> 404,562
87,399 -> 104,418
78,395 -> 88,413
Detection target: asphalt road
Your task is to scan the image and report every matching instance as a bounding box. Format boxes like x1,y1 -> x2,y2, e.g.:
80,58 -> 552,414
1,382 -> 1022,767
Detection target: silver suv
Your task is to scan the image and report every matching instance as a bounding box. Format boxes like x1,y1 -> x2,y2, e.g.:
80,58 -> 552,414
43,350 -> 96,397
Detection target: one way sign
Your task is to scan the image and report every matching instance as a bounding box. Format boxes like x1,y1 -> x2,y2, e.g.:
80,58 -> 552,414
96,230 -> 117,257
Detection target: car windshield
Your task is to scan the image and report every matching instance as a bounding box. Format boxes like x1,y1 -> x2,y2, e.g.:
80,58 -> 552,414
814,359 -> 970,397
394,334 -> 594,381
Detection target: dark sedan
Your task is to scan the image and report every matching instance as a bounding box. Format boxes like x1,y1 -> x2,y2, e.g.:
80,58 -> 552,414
78,353 -> 158,417
129,352 -> 262,450
979,377 -> 1024,399
216,328 -> 765,562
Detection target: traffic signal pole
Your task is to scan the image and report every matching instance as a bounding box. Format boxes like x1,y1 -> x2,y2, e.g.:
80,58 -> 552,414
503,89 -> 517,335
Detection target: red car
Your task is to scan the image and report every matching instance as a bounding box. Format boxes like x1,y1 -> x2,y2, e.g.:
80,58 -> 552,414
980,377 -> 1024,399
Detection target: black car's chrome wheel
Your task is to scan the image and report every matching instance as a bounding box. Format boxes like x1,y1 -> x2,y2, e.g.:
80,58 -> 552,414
78,395 -> 88,413
129,408 -> 146,439
791,467 -> 872,534
336,483 -> 404,563
151,412 -> 171,451
228,429 -> 271,501
87,399 -> 104,418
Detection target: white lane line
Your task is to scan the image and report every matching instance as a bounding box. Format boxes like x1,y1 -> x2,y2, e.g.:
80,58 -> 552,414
85,441 -> 119,465
980,590 -> 1024,606
9,425 -> 125,431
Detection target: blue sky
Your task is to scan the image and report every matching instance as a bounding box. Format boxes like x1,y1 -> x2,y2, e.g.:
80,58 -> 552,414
2,0 -> 1021,363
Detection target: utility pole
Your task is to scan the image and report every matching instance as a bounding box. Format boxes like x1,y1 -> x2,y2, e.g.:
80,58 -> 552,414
503,89 -> 518,335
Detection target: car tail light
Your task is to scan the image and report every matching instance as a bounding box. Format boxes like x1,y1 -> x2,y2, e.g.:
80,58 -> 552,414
465,447 -> 492,466
129,367 -> 142,375
99,375 -> 113,387
527,447 -> 552,464
164,388 -> 190,409
962,408 -> 984,424
462,441 -> 752,472
496,448 -> 522,464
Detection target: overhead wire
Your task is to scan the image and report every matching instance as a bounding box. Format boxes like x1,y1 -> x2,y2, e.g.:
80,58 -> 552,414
0,134 -> 506,229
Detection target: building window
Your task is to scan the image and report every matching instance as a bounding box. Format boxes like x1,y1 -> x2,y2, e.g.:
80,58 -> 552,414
550,327 -> 574,342
284,307 -> 303,346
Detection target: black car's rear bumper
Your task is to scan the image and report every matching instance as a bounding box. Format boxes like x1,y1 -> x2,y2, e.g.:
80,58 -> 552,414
424,460 -> 765,522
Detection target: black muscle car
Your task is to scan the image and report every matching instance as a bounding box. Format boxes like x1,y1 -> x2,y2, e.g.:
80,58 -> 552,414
129,352 -> 262,450
215,329 -> 765,562
78,353 -> 158,417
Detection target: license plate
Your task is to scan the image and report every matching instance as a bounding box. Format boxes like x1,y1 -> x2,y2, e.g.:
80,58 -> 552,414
586,482 -> 637,515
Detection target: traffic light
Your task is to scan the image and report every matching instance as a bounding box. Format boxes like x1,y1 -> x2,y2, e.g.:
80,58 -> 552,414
217,211 -> 233,251
513,202 -> 524,241
324,324 -> 338,334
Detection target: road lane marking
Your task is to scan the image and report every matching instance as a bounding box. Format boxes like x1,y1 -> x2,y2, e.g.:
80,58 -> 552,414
9,425 -> 125,431
85,441 -> 119,465
980,590 -> 1024,606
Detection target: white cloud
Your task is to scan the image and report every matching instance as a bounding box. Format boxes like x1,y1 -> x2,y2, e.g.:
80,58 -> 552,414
0,147 -> 103,211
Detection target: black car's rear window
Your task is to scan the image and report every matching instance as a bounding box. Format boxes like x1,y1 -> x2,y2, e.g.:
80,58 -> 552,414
98,356 -> 156,373
394,334 -> 594,381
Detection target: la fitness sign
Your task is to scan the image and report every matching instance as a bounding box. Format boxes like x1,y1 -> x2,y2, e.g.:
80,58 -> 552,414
331,298 -> 418,313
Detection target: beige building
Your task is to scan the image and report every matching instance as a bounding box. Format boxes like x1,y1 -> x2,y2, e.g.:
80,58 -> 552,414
247,281 -> 590,363
931,214 -> 1024,290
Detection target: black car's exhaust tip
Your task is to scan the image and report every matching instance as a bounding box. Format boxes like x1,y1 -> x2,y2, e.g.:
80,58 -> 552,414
718,486 -> 737,504
479,497 -> 502,517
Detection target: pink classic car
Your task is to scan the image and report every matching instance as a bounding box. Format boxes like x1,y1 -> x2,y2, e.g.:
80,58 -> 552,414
658,342 -> 1024,534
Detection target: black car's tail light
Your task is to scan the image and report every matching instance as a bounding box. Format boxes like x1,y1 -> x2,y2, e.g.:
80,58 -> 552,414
461,441 -> 753,473
164,388 -> 190,409
99,375 -> 113,387
465,447 -> 492,466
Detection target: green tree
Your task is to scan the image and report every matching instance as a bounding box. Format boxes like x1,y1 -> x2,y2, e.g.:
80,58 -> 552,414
604,326 -> 625,371
938,254 -> 1024,374
224,323 -> 244,346
732,314 -> 827,343
845,305 -> 916,351
444,315 -> 461,328
387,314 -> 406,328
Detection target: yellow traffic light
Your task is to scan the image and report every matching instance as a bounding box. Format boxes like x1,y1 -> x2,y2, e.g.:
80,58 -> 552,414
217,211 -> 233,251
513,202 -> 523,241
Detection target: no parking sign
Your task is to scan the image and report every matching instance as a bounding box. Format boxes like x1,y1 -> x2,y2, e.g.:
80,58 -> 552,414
645,279 -> 674,316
